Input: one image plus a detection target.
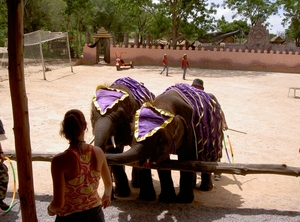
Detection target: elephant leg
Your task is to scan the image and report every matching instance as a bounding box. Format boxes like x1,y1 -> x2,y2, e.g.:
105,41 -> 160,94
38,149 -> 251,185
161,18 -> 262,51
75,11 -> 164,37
138,169 -> 156,201
131,167 -> 140,188
157,170 -> 177,203
111,165 -> 131,197
177,171 -> 195,203
199,172 -> 213,191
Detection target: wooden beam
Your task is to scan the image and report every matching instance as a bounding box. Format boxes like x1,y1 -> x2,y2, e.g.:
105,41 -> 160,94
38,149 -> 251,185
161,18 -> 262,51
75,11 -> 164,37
5,152 -> 300,177
6,152 -> 56,162
6,0 -> 37,221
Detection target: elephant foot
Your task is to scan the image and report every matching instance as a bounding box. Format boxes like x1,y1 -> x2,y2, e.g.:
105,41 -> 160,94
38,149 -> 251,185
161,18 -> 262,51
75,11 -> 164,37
112,165 -> 131,197
138,168 -> 156,201
138,188 -> 156,201
199,173 -> 213,191
131,179 -> 140,188
176,191 -> 194,203
114,184 -> 131,198
158,191 -> 177,203
131,167 -> 140,188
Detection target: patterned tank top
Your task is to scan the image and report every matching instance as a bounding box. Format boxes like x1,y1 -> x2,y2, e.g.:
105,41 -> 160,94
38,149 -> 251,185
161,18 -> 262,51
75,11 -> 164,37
58,144 -> 102,216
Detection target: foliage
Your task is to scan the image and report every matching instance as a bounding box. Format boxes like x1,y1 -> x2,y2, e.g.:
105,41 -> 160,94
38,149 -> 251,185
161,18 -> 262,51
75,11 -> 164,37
1,0 -> 297,55
278,0 -> 300,46
161,0 -> 218,46
222,0 -> 279,28
216,15 -> 251,34
0,0 -> 7,46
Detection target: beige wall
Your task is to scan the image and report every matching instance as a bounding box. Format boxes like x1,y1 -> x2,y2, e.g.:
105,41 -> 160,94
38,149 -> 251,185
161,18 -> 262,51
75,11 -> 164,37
110,45 -> 300,74
83,44 -> 97,63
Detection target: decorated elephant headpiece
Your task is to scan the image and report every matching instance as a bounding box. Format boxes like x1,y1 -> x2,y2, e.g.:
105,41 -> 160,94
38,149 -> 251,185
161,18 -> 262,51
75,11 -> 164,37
93,85 -> 129,115
134,102 -> 174,142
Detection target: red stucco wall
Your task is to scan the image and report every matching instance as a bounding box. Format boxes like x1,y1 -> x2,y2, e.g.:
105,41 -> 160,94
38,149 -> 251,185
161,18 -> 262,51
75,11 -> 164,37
109,45 -> 300,74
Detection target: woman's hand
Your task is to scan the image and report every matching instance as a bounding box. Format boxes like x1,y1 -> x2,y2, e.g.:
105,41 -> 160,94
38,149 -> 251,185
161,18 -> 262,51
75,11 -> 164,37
47,205 -> 56,216
101,194 -> 111,209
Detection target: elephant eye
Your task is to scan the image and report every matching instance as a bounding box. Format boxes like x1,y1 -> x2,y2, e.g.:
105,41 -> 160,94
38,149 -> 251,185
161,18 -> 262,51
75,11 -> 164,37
156,133 -> 167,145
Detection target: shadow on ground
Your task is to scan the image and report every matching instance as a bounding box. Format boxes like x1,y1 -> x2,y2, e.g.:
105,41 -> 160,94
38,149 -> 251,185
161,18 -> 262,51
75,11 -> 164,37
2,189 -> 300,222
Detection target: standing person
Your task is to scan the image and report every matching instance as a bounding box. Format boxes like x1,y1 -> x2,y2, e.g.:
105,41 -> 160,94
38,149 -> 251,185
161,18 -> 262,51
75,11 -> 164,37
0,141 -> 9,211
47,109 -> 112,222
191,78 -> 228,130
181,54 -> 190,80
191,79 -> 228,181
160,54 -> 169,76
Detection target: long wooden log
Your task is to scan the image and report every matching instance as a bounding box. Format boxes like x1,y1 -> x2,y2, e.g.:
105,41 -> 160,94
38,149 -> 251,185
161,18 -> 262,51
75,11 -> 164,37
129,161 -> 300,177
5,152 -> 56,162
5,152 -> 300,177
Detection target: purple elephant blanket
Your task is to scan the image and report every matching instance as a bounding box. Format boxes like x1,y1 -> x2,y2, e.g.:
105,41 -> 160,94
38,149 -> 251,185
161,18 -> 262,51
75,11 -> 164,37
93,77 -> 155,115
134,83 -> 223,162
112,77 -> 155,106
165,83 -> 223,162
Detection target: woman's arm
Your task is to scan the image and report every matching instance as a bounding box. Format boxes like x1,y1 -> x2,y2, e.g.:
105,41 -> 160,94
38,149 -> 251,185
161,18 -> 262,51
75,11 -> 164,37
48,155 -> 66,215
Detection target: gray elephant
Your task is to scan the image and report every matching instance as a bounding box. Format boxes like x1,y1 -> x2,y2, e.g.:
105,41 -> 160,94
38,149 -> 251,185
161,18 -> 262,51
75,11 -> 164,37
106,83 -> 224,203
90,77 -> 155,197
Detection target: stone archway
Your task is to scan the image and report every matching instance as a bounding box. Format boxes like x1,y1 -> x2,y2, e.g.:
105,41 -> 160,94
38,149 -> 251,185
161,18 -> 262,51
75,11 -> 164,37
82,27 -> 112,65
92,27 -> 112,64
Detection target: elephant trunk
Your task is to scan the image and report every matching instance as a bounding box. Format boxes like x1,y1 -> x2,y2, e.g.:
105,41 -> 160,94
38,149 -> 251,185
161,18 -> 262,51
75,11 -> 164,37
93,117 -> 114,151
105,143 -> 148,165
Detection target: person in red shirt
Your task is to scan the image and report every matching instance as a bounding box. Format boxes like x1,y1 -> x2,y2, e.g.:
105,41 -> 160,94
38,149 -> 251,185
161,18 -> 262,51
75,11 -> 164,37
160,54 -> 169,76
181,54 -> 190,80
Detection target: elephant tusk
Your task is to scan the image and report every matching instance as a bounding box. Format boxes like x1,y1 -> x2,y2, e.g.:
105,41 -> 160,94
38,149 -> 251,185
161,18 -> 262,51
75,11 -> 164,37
111,135 -> 116,148
88,136 -> 95,145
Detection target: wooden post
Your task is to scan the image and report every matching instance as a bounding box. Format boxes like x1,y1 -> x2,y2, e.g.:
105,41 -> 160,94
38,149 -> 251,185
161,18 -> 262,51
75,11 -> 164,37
6,0 -> 38,221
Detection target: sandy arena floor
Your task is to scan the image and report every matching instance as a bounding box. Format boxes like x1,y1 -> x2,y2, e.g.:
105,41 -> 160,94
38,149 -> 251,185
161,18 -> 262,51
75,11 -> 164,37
0,64 -> 299,221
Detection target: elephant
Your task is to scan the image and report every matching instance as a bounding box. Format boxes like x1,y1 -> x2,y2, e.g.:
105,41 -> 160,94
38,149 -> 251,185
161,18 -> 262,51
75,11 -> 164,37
90,77 -> 155,197
106,83 -> 224,203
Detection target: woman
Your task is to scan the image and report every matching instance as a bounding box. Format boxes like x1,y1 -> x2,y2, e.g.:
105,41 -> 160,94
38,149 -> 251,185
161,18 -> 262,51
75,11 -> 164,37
47,109 -> 112,222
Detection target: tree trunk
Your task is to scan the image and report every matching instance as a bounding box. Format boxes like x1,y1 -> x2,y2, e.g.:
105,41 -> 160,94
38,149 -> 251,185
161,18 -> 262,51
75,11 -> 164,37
6,0 -> 37,221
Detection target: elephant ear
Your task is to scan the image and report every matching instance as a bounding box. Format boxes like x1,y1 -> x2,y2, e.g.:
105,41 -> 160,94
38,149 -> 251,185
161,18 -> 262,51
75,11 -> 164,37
93,85 -> 129,115
134,102 -> 174,142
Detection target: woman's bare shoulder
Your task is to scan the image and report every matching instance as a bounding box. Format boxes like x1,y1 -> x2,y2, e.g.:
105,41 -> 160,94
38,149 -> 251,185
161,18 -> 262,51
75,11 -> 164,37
52,149 -> 74,165
92,145 -> 105,157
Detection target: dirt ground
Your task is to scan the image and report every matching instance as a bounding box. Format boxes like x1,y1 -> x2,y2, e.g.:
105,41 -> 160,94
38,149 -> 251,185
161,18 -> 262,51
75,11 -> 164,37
0,64 -> 299,213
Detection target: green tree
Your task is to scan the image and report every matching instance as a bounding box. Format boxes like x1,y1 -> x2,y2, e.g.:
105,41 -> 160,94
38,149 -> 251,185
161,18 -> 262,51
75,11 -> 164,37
127,0 -> 218,47
222,0 -> 279,27
278,0 -> 300,46
41,0 -> 67,32
23,0 -> 48,33
114,0 -> 153,45
0,0 -> 8,46
216,15 -> 250,34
